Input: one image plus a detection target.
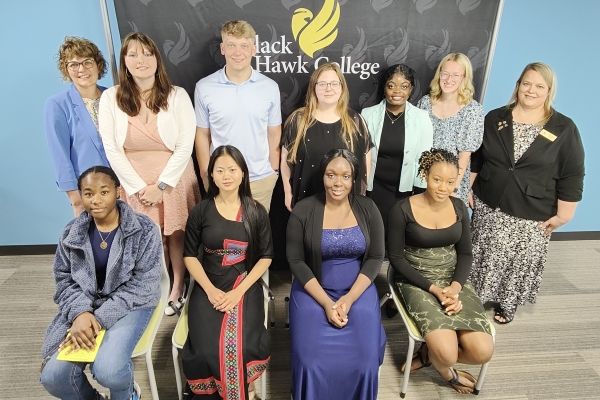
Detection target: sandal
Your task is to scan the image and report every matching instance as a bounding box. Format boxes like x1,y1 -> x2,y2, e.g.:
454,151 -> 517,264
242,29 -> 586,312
494,304 -> 517,324
447,367 -> 477,394
401,343 -> 431,373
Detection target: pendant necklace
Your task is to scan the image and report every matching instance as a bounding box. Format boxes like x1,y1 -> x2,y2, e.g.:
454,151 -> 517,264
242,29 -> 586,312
97,217 -> 119,250
385,109 -> 404,124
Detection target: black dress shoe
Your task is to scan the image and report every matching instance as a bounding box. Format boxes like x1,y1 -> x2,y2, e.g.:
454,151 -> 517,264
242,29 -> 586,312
385,300 -> 399,318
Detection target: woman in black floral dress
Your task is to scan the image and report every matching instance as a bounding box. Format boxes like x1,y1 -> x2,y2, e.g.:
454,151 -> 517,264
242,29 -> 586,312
470,63 -> 585,323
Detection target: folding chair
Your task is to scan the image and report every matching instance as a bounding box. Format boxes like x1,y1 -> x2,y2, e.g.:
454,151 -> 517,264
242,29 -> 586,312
380,265 -> 495,397
130,236 -> 170,400
171,270 -> 274,400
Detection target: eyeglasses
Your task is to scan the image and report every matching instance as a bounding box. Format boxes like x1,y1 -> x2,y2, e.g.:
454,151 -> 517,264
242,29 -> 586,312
440,72 -> 464,81
316,81 -> 342,90
66,59 -> 95,72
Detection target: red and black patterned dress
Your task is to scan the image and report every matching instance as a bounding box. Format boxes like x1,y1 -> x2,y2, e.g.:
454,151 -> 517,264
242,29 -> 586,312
182,198 -> 273,399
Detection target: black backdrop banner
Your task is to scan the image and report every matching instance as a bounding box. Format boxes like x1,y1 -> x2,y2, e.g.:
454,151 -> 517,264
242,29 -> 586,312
113,0 -> 501,118
112,0 -> 501,267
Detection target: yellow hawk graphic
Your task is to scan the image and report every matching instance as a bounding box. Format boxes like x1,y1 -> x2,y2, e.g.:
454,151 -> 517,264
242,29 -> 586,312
291,0 -> 341,58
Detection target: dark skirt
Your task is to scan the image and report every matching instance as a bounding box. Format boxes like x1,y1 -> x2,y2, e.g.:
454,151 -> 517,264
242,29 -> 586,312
289,258 -> 386,400
397,245 -> 492,336
182,267 -> 270,399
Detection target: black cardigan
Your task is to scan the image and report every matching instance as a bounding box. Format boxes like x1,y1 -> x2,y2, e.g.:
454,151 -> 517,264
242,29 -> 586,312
286,192 -> 385,286
471,106 -> 585,221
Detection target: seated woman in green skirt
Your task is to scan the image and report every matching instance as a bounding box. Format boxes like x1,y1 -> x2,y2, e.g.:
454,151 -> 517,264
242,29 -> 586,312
387,148 -> 493,394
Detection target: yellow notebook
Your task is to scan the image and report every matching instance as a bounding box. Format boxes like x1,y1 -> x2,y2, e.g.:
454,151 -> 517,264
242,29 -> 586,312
56,329 -> 106,363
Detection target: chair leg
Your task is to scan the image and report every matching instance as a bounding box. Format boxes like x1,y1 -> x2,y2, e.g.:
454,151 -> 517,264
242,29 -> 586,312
284,297 -> 290,329
400,338 -> 416,398
473,361 -> 490,395
269,297 -> 275,328
379,292 -> 391,308
261,370 -> 267,400
172,346 -> 183,400
145,350 -> 159,400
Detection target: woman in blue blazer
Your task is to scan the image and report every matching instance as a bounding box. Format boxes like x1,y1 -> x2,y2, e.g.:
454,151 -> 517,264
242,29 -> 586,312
44,37 -> 110,217
361,64 -> 433,235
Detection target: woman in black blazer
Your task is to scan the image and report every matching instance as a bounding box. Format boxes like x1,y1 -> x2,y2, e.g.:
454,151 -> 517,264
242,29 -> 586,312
469,62 -> 585,324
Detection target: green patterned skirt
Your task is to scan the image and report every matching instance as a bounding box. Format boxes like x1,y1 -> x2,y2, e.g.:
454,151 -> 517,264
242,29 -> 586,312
396,246 -> 492,336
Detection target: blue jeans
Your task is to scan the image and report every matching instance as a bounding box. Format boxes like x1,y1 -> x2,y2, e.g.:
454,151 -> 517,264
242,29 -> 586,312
40,308 -> 153,400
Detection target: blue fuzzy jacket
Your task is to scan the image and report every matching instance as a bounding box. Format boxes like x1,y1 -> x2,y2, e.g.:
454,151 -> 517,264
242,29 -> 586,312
41,200 -> 162,359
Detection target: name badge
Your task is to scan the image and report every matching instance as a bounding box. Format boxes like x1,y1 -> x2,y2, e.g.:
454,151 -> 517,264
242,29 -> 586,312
539,129 -> 557,142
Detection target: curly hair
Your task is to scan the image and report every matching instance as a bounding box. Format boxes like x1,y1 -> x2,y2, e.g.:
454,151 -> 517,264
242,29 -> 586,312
56,36 -> 107,82
417,148 -> 459,179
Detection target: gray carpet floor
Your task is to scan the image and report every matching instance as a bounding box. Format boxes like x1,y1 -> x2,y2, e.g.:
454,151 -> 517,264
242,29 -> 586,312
1,240 -> 599,399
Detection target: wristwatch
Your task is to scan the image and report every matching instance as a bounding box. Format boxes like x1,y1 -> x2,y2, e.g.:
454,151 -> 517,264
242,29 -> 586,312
157,182 -> 168,191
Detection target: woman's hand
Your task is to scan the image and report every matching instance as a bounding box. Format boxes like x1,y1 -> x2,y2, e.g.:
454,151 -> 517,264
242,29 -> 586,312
332,295 -> 354,321
284,190 -> 293,212
205,286 -> 226,307
214,288 -> 244,313
59,312 -> 101,354
431,285 -> 461,315
540,215 -> 568,236
325,302 -> 347,328
441,286 -> 462,315
138,184 -> 163,206
66,190 -> 84,217
468,192 -> 474,209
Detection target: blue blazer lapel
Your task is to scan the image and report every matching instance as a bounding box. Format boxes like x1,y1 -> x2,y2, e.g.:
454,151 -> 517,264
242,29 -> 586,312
69,84 -> 106,154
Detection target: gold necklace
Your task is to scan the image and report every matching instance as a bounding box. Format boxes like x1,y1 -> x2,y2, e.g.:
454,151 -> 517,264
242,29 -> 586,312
96,217 -> 119,250
385,109 -> 404,124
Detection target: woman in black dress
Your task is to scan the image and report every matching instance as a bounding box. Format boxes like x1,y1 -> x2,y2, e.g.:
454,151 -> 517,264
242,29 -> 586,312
280,62 -> 373,211
182,145 -> 273,399
361,64 -> 433,234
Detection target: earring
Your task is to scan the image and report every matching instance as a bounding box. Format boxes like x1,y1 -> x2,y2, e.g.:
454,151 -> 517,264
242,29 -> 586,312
126,69 -> 131,78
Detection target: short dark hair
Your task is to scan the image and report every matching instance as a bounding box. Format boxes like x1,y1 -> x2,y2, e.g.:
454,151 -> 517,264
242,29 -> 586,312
379,64 -> 416,100
319,148 -> 361,201
77,166 -> 120,190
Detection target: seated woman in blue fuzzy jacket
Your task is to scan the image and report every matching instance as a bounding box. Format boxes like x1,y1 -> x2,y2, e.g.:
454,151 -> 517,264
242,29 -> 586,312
40,166 -> 163,400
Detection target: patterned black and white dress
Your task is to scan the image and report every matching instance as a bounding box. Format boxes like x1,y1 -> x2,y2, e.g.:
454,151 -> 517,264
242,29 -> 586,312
470,122 -> 550,311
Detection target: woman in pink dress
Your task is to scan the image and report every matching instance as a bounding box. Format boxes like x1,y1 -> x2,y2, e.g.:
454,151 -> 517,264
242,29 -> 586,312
99,32 -> 200,315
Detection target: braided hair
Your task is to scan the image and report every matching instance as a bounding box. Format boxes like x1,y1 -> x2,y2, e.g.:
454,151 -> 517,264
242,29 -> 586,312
417,148 -> 459,179
77,166 -> 121,190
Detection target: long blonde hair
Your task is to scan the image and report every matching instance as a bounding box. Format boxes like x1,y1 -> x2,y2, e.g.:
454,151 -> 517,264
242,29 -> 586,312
286,63 -> 357,163
429,53 -> 474,106
507,62 -> 556,125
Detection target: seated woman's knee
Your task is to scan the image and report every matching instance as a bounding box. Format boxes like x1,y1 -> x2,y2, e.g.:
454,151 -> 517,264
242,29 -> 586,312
39,358 -> 71,394
427,339 -> 459,366
465,336 -> 494,364
92,357 -> 131,389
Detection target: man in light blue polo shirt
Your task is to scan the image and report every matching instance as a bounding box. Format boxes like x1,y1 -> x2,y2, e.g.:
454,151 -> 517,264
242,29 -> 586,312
195,20 -> 282,212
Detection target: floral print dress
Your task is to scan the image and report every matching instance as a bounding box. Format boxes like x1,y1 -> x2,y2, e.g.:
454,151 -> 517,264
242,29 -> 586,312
417,95 -> 484,205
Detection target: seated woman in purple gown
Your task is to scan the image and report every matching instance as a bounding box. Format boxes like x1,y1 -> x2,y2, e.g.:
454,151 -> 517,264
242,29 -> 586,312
286,148 -> 386,400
